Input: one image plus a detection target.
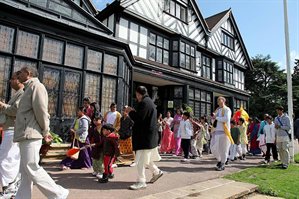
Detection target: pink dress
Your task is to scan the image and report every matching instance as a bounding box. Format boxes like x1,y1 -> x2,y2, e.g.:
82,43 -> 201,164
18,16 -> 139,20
160,124 -> 174,153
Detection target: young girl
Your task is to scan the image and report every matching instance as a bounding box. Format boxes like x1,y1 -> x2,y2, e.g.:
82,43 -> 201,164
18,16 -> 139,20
90,117 -> 104,179
98,124 -> 120,183
178,112 -> 193,162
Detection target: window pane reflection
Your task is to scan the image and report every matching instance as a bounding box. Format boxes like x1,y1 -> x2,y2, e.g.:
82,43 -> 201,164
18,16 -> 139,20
101,76 -> 116,115
0,25 -> 14,53
65,43 -> 84,68
0,55 -> 11,101
16,30 -> 40,58
103,54 -> 118,75
87,49 -> 102,71
42,37 -> 64,64
62,72 -> 80,118
85,73 -> 101,103
42,68 -> 60,117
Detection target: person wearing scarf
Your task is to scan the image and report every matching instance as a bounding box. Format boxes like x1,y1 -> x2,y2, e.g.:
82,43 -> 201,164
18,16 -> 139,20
210,96 -> 232,171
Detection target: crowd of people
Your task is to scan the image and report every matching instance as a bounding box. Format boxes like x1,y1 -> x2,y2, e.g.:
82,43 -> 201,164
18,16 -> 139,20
0,68 -> 297,198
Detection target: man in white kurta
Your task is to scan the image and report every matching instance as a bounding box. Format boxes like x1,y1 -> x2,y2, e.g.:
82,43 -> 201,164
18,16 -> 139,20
0,72 -> 24,197
210,96 -> 232,171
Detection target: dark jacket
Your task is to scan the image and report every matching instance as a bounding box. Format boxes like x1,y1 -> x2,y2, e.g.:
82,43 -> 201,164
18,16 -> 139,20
91,127 -> 104,160
118,116 -> 134,140
129,96 -> 158,151
103,133 -> 120,157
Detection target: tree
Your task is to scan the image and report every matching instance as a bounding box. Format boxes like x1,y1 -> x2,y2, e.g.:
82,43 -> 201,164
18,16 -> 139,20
292,59 -> 299,118
245,55 -> 287,118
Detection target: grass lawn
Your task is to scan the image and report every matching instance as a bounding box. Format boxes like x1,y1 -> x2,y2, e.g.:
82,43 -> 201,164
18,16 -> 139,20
225,154 -> 299,199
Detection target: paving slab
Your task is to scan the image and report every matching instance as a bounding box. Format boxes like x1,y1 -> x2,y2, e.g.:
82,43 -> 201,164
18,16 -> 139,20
139,179 -> 257,199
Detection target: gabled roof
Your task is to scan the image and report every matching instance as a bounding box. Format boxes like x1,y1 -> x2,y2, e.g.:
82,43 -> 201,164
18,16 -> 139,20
72,0 -> 99,15
97,0 -> 211,36
205,9 -> 253,69
0,0 -> 112,35
189,0 -> 210,35
205,8 -> 230,30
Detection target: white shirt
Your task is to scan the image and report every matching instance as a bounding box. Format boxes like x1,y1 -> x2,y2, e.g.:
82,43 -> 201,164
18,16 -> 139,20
164,117 -> 173,126
178,119 -> 193,139
215,106 -> 232,131
264,123 -> 276,144
106,111 -> 117,125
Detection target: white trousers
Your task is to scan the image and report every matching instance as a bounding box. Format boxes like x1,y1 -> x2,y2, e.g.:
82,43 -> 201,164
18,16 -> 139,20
0,130 -> 20,187
229,144 -> 242,160
135,148 -> 161,183
210,132 -> 230,163
240,144 -> 247,155
15,139 -> 67,199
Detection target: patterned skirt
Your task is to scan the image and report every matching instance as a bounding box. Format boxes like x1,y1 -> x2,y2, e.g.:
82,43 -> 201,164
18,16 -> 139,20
119,137 -> 133,154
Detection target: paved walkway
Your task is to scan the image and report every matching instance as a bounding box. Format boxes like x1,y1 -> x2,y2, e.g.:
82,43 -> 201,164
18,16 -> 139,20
32,142 -> 298,199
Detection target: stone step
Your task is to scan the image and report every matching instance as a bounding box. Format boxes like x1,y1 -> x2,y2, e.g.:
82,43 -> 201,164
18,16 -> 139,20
138,178 -> 258,199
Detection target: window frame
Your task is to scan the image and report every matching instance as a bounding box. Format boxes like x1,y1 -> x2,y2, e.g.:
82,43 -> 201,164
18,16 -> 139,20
148,32 -> 169,65
164,0 -> 188,23
222,31 -> 235,51
201,54 -> 212,79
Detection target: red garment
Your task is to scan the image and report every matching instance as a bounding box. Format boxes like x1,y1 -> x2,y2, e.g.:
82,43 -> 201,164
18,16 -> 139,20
160,125 -> 175,153
103,155 -> 116,175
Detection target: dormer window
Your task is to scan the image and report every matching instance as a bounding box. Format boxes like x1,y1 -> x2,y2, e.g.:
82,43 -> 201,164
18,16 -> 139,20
222,31 -> 234,50
164,0 -> 188,23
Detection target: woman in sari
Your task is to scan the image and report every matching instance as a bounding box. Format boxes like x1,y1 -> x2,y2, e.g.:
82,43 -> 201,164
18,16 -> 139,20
171,108 -> 183,156
248,117 -> 261,155
160,111 -> 174,154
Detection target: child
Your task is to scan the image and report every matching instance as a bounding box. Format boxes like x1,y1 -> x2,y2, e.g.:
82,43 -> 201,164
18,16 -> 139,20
178,112 -> 193,162
98,124 -> 120,183
190,118 -> 203,159
238,118 -> 248,160
228,120 -> 241,161
90,117 -> 104,179
263,116 -> 278,163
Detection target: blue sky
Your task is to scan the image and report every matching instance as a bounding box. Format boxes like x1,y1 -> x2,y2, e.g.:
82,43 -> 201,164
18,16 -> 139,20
92,0 -> 299,71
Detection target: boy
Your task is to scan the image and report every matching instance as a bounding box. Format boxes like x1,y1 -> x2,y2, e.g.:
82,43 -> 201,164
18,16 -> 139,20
91,117 -> 104,179
263,116 -> 278,163
98,124 -> 120,183
228,120 -> 241,161
178,112 -> 193,162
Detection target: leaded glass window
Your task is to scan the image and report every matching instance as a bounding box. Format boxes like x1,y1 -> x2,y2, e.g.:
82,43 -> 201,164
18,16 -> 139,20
16,30 -> 40,58
65,43 -> 84,68
103,54 -> 117,75
85,73 -> 101,103
87,49 -> 102,71
42,37 -> 64,64
101,76 -> 116,115
0,56 -> 11,101
42,68 -> 60,117
0,25 -> 14,53
13,58 -> 37,73
62,71 -> 81,118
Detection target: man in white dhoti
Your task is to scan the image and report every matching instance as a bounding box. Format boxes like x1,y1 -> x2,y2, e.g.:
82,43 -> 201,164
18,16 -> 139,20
210,96 -> 232,171
0,72 -> 24,197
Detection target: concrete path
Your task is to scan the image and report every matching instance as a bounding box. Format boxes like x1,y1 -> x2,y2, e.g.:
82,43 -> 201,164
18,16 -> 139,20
32,142 -> 298,199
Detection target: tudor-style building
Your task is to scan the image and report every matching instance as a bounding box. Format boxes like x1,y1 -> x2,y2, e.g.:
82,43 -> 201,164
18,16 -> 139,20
0,0 -> 133,135
97,0 -> 253,116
